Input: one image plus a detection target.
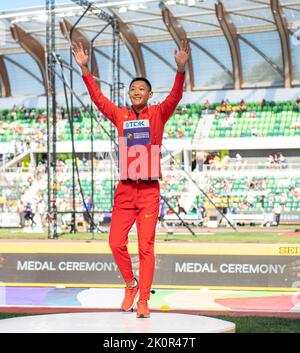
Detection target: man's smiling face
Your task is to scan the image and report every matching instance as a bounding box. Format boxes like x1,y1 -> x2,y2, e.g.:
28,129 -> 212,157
128,80 -> 153,111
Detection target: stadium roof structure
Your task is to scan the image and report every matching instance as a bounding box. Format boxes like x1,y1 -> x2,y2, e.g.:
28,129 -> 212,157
1,0 -> 300,97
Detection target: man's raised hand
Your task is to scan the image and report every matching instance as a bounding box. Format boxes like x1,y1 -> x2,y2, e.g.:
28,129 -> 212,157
72,42 -> 89,69
174,39 -> 191,73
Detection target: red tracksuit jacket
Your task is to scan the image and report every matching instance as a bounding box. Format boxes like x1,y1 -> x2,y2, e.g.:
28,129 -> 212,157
83,71 -> 185,180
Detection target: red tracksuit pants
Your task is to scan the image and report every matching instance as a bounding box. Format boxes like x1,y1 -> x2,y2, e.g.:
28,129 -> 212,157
109,180 -> 160,300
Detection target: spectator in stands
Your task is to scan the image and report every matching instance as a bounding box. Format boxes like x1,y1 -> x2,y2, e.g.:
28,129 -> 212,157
37,199 -> 47,227
219,113 -> 228,127
203,154 -> 213,169
59,198 -> 71,229
186,116 -> 193,126
235,153 -> 243,170
228,112 -> 235,126
265,154 -> 275,169
35,162 -> 46,180
278,152 -> 288,169
259,195 -> 265,209
239,200 -> 249,211
27,175 -> 33,187
17,200 -> 25,227
260,99 -> 266,108
251,127 -> 258,137
191,152 -> 197,171
262,177 -> 268,189
246,194 -> 256,209
30,109 -> 36,119
177,203 -> 187,218
97,112 -> 104,122
204,99 -> 210,113
24,202 -> 36,227
196,151 -> 205,171
166,207 -> 174,215
158,200 -> 167,229
240,99 -> 246,112
167,160 -> 174,171
76,126 -> 82,135
289,186 -> 300,199
177,127 -> 183,138
82,157 -> 88,170
1,111 -> 7,121
221,154 -> 230,171
273,203 -> 282,226
11,106 -> 17,120
290,119 -> 300,129
24,109 -> 30,119
189,206 -> 197,215
215,153 -> 222,170
198,203 -> 206,220
59,107 -> 65,119
216,101 -> 224,113
214,111 -> 220,121
25,136 -> 31,150
14,141 -> 19,156
167,127 -> 174,138
274,153 -> 280,168
82,193 -> 93,232
36,111 -> 46,123
176,105 -> 186,115
0,195 -> 5,212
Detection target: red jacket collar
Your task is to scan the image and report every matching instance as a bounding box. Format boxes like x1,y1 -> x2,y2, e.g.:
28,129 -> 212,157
130,105 -> 149,117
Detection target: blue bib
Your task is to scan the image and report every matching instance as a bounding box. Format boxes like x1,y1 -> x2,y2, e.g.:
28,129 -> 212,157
123,119 -> 151,147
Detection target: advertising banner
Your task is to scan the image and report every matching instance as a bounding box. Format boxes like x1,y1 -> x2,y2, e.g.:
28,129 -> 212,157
0,242 -> 300,289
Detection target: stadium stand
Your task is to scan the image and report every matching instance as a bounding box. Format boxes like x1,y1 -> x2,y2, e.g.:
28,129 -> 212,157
1,99 -> 300,228
208,101 -> 300,138
0,103 -> 202,145
164,104 -> 202,139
